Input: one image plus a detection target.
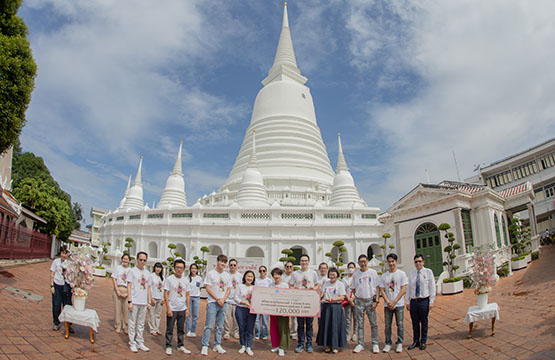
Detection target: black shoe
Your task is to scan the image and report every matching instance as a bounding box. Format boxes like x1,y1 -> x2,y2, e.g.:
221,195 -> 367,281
420,344 -> 427,350
407,343 -> 419,350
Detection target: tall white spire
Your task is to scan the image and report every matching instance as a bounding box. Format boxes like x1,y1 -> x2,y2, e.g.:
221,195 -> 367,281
336,133 -> 349,172
118,173 -> 132,209
330,135 -> 365,208
237,130 -> 269,207
262,2 -> 307,86
123,156 -> 145,210
158,141 -> 187,209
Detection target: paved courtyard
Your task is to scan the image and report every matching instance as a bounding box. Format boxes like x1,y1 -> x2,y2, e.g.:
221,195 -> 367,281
0,246 -> 554,360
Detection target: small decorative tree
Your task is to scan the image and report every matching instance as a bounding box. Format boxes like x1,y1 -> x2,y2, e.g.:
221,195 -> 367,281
193,246 -> 210,277
325,240 -> 346,274
379,233 -> 393,274
164,243 -> 183,275
508,217 -> 531,259
439,223 -> 460,279
124,237 -> 135,266
279,248 -> 297,267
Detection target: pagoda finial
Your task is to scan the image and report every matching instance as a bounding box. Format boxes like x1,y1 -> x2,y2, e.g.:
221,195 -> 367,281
171,141 -> 183,175
336,133 -> 349,172
125,173 -> 132,193
134,156 -> 143,186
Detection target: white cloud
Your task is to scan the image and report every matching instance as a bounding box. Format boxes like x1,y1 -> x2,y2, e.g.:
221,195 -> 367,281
344,0 -> 555,209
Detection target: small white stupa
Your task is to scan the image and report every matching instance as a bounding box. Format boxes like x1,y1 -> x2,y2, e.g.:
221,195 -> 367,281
237,130 -> 270,207
158,141 -> 187,209
330,134 -> 365,207
118,173 -> 132,209
123,157 -> 144,210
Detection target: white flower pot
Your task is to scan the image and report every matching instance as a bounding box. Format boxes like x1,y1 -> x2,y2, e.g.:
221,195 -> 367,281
94,268 -> 106,277
525,254 -> 532,263
511,258 -> 528,270
477,293 -> 488,309
442,280 -> 463,295
74,295 -> 87,311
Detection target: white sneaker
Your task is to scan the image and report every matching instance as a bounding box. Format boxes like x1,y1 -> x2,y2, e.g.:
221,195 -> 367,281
165,347 -> 172,355
352,334 -> 358,342
254,336 -> 260,340
396,343 -> 403,353
213,345 -> 226,354
262,336 -> 268,340
186,332 -> 196,337
291,334 -> 297,340
383,344 -> 391,353
271,347 -> 279,353
353,344 -> 364,353
372,344 -> 380,353
138,344 -> 150,352
246,347 -> 254,356
178,346 -> 191,354
239,346 -> 246,354
278,349 -> 285,357
130,345 -> 138,353
201,346 -> 208,356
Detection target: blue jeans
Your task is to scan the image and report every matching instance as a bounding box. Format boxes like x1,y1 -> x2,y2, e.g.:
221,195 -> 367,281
355,298 -> 378,346
254,314 -> 268,338
297,316 -> 314,347
186,296 -> 200,333
384,307 -> 404,345
409,298 -> 429,345
235,306 -> 256,348
201,302 -> 227,347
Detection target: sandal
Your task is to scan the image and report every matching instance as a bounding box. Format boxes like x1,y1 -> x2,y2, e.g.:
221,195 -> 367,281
332,349 -> 339,354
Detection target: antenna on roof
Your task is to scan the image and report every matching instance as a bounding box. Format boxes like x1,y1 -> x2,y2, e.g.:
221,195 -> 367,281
425,169 -> 430,183
452,150 -> 461,182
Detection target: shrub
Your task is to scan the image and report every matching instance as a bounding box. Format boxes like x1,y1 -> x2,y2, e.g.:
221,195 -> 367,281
531,251 -> 539,261
462,276 -> 473,288
442,276 -> 461,283
439,223 -> 460,278
497,263 -> 509,277
512,255 -> 526,261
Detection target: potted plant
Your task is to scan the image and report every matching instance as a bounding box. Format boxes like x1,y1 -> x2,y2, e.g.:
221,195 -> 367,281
471,249 -> 497,309
438,223 -> 463,294
325,240 -> 347,275
65,250 -> 95,311
508,218 -> 530,270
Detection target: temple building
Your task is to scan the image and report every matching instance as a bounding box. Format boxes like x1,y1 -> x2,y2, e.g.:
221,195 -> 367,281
99,4 -> 383,270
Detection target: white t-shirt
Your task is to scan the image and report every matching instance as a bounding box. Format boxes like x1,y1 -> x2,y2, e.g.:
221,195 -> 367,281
111,265 -> 130,287
127,267 -> 151,305
204,269 -> 231,303
318,274 -> 329,288
274,281 -> 289,289
289,269 -> 319,289
322,280 -> 346,301
188,275 -> 204,297
164,274 -> 190,312
234,284 -> 254,308
351,268 -> 379,300
50,258 -> 66,286
226,271 -> 243,304
150,273 -> 164,300
256,277 -> 273,288
379,270 -> 408,308
281,273 -> 293,285
342,275 -> 355,290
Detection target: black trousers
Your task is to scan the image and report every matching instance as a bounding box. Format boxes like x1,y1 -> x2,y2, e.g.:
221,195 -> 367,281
52,283 -> 72,325
409,298 -> 429,345
166,310 -> 186,348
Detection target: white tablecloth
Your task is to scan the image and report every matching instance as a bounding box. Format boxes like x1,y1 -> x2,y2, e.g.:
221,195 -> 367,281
59,305 -> 100,332
463,303 -> 500,325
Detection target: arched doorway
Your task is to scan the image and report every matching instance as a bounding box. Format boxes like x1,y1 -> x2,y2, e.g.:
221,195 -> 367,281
414,222 -> 442,276
209,245 -> 223,256
246,246 -> 264,258
331,246 -> 348,264
290,246 -> 307,266
366,244 -> 381,261
176,244 -> 186,259
148,242 -> 158,258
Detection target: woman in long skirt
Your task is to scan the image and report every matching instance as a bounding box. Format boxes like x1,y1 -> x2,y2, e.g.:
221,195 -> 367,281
316,267 -> 347,353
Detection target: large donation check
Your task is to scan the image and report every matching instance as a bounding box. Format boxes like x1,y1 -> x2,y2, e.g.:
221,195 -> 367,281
250,286 -> 320,317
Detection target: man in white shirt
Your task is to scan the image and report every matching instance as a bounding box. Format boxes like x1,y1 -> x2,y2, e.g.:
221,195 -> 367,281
406,254 -> 436,351
281,261 -> 297,340
351,254 -> 380,354
201,254 -> 231,356
254,265 -> 272,340
164,259 -> 191,355
289,254 -> 319,353
224,258 -> 242,340
127,251 -> 152,353
50,246 -> 70,331
317,262 -> 329,287
378,253 -> 408,353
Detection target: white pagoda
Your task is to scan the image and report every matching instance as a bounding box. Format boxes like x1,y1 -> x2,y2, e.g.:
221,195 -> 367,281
100,4 -> 383,269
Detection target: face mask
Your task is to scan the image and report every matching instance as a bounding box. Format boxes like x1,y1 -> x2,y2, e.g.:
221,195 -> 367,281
348,268 -> 355,274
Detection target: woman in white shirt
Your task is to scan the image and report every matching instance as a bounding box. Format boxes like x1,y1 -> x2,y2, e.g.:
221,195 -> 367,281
234,270 -> 257,356
111,253 -> 131,334
148,262 -> 165,336
316,268 -> 347,354
185,263 -> 203,337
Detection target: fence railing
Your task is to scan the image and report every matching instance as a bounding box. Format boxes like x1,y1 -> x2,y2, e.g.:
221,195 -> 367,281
0,219 -> 52,259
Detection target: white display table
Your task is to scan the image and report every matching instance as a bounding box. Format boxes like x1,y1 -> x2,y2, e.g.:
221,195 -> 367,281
59,305 -> 100,349
463,303 -> 499,338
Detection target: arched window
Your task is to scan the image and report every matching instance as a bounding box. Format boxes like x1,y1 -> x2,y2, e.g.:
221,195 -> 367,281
209,245 -> 223,256
246,246 -> 264,258
414,222 -> 442,276
176,244 -> 186,259
148,242 -> 158,258
494,214 -> 502,248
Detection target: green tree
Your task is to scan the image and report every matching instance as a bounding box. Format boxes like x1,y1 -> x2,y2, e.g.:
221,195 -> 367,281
0,0 -> 37,153
278,248 -> 296,267
11,177 -> 72,236
325,240 -> 346,274
508,218 -> 530,258
193,246 -> 210,277
439,223 -> 460,279
379,233 -> 394,274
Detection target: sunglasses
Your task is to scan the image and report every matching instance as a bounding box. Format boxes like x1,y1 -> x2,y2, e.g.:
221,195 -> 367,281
259,270 -> 266,273
229,264 -> 237,267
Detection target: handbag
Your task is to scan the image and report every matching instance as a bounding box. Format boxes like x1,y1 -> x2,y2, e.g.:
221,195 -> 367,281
342,290 -> 353,307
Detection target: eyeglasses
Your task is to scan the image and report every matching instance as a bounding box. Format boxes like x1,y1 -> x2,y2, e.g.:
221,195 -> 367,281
414,260 -> 423,263
285,266 -> 293,268
138,259 -> 147,262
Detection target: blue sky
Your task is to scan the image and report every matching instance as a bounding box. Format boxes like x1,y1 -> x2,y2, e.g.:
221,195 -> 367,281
18,0 -> 555,225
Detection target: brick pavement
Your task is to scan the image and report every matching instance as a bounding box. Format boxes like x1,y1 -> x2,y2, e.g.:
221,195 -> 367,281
0,246 -> 554,359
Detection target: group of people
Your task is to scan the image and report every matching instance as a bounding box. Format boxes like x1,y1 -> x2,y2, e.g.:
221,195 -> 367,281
50,247 -> 437,356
